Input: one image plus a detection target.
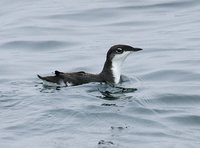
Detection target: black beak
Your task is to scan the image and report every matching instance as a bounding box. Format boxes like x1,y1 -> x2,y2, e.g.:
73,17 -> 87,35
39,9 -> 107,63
127,47 -> 143,52
133,47 -> 143,52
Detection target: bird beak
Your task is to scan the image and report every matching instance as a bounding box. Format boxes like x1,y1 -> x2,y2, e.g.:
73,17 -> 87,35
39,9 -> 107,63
132,47 -> 143,52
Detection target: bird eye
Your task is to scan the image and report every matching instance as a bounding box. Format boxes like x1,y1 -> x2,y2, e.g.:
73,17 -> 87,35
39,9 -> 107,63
116,48 -> 123,54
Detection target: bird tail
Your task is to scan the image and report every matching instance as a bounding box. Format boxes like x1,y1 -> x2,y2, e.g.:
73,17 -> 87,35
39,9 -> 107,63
37,74 -> 62,84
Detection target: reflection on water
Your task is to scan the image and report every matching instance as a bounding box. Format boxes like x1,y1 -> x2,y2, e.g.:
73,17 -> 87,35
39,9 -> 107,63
97,84 -> 137,100
0,0 -> 200,147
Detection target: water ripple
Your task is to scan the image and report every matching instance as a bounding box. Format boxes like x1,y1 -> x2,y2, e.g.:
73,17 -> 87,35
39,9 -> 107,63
0,40 -> 72,50
122,0 -> 199,10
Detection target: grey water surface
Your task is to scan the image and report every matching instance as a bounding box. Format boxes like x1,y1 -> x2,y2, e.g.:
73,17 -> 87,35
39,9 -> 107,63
0,0 -> 200,148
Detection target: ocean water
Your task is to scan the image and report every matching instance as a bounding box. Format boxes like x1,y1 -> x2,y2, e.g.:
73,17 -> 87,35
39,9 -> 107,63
0,0 -> 200,147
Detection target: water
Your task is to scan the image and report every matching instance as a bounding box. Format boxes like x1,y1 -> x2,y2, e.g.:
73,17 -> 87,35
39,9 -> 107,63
0,0 -> 200,147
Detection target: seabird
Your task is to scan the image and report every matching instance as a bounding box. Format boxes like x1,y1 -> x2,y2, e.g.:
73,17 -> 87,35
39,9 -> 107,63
38,44 -> 142,86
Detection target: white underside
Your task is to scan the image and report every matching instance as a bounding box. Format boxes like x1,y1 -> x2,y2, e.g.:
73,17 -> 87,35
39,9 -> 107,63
111,51 -> 131,84
42,80 -> 72,87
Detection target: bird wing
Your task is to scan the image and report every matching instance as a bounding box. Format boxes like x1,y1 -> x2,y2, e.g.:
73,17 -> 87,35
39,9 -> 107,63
37,70 -> 92,86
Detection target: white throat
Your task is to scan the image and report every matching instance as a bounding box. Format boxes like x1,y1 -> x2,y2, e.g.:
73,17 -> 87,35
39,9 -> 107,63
111,51 -> 131,84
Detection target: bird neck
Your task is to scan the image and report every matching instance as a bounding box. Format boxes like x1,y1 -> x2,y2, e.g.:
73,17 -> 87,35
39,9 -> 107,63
100,58 -> 122,84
